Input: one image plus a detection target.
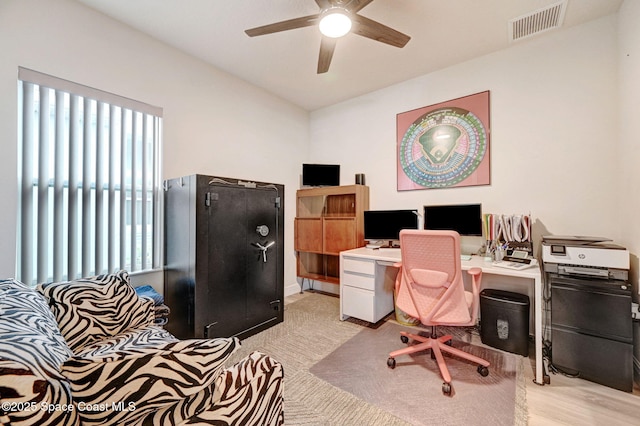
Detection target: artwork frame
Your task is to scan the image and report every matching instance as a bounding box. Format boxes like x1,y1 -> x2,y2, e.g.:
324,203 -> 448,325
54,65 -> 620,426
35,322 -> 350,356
396,91 -> 491,191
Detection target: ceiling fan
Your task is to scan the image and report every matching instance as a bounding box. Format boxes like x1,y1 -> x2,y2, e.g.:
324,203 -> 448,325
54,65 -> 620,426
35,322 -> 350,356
245,0 -> 411,74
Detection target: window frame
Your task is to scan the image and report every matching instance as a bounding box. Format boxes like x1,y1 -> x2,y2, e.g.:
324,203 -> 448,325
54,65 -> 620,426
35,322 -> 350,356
17,67 -> 163,286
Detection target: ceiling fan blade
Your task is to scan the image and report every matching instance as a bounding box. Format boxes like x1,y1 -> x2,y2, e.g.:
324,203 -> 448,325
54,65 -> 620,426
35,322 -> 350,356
351,14 -> 410,48
315,0 -> 333,9
317,36 -> 337,74
316,0 -> 374,13
245,14 -> 320,37
346,0 -> 375,13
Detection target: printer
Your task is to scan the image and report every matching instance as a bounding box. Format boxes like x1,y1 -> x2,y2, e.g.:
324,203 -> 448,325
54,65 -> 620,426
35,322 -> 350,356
541,235 -> 629,281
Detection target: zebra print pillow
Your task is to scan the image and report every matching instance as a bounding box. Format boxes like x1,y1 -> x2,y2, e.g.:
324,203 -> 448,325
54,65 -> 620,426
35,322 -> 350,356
36,270 -> 154,352
61,337 -> 240,425
0,279 -> 79,426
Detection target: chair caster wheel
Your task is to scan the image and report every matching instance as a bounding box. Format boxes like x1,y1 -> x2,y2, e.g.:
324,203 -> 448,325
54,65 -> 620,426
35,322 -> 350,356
477,365 -> 489,377
387,357 -> 396,369
400,335 -> 409,344
442,382 -> 452,396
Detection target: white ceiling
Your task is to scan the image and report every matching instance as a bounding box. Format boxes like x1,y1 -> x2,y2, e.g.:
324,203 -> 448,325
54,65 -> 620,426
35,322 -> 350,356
74,0 -> 622,111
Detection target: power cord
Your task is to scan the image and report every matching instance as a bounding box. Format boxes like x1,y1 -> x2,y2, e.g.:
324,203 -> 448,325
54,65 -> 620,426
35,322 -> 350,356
543,342 -> 581,378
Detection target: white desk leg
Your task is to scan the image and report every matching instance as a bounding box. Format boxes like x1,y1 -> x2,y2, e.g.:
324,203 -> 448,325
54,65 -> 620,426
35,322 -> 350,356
534,275 -> 544,385
339,254 -> 346,321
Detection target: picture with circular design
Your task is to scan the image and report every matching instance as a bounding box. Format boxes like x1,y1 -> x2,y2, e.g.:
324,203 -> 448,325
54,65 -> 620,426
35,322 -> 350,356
396,91 -> 490,191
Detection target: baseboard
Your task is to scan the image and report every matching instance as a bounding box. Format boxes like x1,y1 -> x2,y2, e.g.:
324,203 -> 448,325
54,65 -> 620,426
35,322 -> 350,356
285,280 -> 340,298
285,283 -> 301,297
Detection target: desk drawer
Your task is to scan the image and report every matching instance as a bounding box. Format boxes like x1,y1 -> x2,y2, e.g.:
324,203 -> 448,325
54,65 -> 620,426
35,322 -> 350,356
342,271 -> 375,291
343,257 -> 375,275
342,286 -> 375,322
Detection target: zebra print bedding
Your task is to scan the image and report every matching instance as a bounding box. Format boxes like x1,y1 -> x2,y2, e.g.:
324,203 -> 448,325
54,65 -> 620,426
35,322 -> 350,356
1,272 -> 285,425
187,351 -> 285,426
62,337 -> 240,425
74,325 -> 178,358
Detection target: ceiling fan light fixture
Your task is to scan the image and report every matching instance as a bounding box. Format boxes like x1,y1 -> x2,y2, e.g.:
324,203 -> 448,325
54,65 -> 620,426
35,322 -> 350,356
319,8 -> 352,38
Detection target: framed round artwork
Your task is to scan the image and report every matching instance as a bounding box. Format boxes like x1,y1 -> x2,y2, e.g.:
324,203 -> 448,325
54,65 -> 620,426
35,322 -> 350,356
396,91 -> 490,191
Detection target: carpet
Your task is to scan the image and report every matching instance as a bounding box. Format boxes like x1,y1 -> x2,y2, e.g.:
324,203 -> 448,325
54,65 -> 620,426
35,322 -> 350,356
310,320 -> 521,426
226,292 -> 527,425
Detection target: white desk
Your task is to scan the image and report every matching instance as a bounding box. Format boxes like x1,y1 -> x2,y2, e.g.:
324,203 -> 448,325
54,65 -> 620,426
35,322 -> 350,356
339,247 -> 545,386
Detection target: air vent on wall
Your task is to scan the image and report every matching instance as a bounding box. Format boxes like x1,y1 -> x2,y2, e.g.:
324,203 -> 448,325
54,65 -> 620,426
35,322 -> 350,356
509,0 -> 567,42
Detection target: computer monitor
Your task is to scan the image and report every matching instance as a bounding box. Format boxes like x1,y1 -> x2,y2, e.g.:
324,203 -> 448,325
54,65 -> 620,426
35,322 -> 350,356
423,204 -> 483,236
364,209 -> 419,247
302,164 -> 340,187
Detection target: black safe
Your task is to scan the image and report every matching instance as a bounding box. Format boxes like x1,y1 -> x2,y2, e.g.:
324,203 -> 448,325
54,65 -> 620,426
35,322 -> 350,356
164,174 -> 284,340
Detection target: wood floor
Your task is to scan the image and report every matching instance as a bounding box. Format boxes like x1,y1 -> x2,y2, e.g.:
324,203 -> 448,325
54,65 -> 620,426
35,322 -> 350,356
286,292 -> 640,425
523,353 -> 640,425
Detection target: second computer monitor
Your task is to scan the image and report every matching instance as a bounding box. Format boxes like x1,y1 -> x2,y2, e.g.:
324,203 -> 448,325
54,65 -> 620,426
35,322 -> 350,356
423,203 -> 483,236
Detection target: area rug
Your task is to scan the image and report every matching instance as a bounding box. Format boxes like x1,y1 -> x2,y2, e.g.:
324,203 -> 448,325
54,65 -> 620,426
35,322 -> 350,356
226,292 -> 527,425
310,320 -> 520,426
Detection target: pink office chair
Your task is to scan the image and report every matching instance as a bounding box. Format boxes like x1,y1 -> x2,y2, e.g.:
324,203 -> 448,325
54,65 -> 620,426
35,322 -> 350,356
386,230 -> 490,396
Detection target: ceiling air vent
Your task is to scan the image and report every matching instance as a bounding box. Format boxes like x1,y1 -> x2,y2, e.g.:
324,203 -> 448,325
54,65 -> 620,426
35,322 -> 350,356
509,0 -> 567,42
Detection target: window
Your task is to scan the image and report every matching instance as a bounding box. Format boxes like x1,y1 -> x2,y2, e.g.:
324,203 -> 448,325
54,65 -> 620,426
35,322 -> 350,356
17,68 -> 163,286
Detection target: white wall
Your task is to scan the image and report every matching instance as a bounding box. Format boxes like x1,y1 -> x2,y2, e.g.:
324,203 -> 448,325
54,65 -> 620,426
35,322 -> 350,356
618,0 -> 640,288
0,0 -> 309,294
617,0 -> 640,380
0,0 -> 635,303
310,15 -> 620,258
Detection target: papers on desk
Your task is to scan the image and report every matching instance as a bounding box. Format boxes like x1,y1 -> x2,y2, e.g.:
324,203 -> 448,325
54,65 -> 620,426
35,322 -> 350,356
492,260 -> 538,270
484,213 -> 531,243
483,213 -> 534,260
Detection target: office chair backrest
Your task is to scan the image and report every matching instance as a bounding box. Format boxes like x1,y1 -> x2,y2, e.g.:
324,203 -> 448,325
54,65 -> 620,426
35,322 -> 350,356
396,230 -> 472,326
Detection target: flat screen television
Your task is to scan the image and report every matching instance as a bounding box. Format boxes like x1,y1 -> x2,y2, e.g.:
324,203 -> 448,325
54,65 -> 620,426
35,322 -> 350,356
302,163 -> 340,187
364,209 -> 419,244
423,204 -> 483,236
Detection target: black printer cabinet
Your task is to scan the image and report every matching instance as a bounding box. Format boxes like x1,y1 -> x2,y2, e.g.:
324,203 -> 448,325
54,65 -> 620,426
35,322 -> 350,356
550,274 -> 633,392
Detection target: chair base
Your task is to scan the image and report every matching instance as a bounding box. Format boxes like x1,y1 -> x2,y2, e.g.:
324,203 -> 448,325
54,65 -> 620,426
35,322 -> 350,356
387,328 -> 490,394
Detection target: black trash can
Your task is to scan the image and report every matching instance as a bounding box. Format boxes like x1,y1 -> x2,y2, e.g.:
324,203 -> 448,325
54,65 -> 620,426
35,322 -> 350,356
480,289 -> 530,356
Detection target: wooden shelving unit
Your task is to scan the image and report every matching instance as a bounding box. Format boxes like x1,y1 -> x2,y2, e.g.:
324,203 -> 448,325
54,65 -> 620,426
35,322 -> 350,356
294,185 -> 369,285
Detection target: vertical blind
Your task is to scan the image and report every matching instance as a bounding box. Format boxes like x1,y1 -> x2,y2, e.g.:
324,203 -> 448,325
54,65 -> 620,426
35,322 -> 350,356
17,67 -> 163,286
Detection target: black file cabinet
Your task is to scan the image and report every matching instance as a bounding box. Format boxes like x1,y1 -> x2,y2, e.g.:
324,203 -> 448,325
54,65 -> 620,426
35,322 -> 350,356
550,274 -> 633,392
